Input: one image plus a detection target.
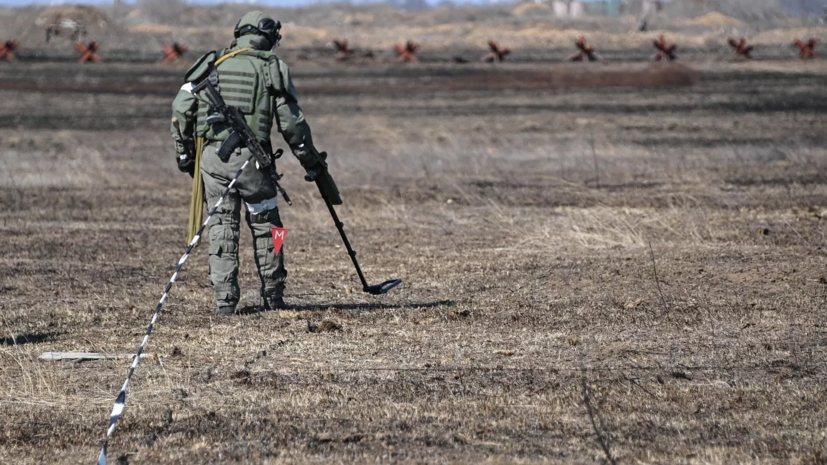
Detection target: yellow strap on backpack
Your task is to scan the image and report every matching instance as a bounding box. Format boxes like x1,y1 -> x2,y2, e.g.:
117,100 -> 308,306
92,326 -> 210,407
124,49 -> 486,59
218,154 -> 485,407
215,48 -> 253,66
185,48 -> 253,245
186,137 -> 205,245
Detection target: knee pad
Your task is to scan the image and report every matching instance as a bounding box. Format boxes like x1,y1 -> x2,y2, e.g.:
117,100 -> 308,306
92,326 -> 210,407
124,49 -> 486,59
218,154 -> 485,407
248,206 -> 282,228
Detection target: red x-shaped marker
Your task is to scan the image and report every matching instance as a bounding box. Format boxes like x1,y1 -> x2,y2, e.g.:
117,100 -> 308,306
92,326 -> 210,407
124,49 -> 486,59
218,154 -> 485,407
568,36 -> 597,62
394,41 -> 419,63
162,43 -> 189,63
793,39 -> 817,59
483,40 -> 511,62
728,37 -> 753,59
76,42 -> 102,63
0,41 -> 19,62
334,39 -> 355,58
653,35 -> 677,61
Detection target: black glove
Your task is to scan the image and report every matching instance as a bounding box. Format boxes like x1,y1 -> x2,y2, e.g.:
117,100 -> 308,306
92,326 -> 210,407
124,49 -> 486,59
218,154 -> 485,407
291,143 -> 328,182
173,132 -> 186,154
173,131 -> 196,158
177,155 -> 195,178
173,131 -> 196,177
303,159 -> 326,182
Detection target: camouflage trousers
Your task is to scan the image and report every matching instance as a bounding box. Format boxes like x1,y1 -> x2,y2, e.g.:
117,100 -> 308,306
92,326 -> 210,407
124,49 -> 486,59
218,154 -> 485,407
201,142 -> 286,309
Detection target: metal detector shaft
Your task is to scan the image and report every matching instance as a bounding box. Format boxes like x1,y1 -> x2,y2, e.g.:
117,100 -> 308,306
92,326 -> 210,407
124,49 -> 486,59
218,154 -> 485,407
323,195 -> 369,289
320,194 -> 401,295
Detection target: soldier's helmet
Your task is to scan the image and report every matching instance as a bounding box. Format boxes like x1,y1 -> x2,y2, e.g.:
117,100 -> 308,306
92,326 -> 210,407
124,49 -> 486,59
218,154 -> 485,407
234,11 -> 282,48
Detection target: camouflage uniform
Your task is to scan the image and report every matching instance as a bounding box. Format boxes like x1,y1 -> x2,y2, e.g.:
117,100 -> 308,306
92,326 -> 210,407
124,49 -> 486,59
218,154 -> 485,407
171,12 -> 326,314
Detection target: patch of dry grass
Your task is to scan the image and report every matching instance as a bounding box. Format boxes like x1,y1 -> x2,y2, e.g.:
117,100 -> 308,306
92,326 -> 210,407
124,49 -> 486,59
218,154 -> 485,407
1,60 -> 827,464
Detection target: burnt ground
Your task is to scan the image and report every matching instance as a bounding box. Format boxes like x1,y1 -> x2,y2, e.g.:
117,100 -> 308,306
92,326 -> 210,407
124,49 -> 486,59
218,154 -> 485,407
1,58 -> 826,464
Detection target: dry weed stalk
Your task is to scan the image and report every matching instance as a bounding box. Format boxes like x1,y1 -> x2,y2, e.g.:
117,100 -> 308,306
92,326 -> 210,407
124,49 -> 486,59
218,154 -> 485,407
647,240 -> 670,313
588,136 -> 600,189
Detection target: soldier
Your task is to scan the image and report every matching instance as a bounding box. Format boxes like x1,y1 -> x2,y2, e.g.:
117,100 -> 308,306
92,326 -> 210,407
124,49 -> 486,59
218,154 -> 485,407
171,11 -> 328,315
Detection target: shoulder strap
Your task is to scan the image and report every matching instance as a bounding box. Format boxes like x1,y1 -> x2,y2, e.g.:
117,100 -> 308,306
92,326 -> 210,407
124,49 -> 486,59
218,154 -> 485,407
215,47 -> 253,67
207,60 -> 220,93
203,47 -> 254,96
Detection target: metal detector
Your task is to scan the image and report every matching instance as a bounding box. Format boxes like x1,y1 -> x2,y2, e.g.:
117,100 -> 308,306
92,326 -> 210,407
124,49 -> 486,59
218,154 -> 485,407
320,194 -> 402,295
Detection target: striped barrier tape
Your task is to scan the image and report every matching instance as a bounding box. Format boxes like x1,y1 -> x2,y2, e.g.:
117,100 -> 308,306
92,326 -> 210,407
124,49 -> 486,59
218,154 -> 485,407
97,159 -> 251,465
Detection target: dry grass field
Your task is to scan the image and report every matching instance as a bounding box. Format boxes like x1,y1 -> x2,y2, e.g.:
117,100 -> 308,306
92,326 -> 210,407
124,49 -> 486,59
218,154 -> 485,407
1,54 -> 827,464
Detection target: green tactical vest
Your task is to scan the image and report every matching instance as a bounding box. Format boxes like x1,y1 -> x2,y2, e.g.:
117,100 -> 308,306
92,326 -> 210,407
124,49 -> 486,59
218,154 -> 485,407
189,48 -> 282,144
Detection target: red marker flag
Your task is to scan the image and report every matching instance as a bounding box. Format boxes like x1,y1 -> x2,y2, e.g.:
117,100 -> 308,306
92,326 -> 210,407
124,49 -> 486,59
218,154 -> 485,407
271,228 -> 288,257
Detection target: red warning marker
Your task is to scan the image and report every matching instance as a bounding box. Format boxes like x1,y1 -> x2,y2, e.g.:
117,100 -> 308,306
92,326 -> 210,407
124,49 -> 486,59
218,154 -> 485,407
76,42 -> 102,63
271,228 -> 288,257
161,43 -> 188,63
0,41 -> 19,62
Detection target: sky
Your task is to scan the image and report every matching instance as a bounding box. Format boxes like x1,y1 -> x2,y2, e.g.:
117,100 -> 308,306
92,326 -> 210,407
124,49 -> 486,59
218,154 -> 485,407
0,1 -> 336,5
0,0 -> 472,5
0,0 -> 546,6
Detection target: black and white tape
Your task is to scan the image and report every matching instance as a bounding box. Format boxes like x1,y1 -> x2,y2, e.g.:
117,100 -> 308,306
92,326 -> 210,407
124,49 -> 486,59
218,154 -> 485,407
97,159 -> 251,465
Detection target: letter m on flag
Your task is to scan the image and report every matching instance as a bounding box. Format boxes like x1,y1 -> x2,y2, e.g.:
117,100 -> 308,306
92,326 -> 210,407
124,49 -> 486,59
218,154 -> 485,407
271,228 -> 288,257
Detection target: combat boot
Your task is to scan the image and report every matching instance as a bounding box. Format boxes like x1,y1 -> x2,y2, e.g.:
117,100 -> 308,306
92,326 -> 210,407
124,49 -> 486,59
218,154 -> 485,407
264,294 -> 286,310
217,305 -> 236,316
